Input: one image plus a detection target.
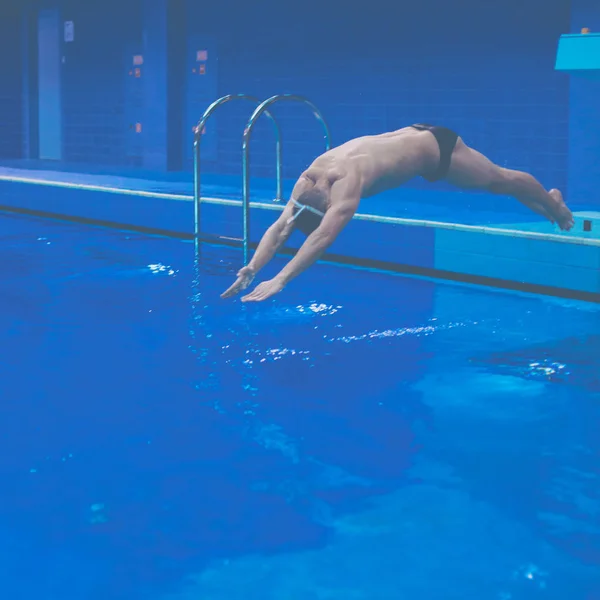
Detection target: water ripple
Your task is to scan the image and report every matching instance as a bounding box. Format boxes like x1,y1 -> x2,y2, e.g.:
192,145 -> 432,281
147,263 -> 177,276
326,320 -> 469,344
295,303 -> 343,317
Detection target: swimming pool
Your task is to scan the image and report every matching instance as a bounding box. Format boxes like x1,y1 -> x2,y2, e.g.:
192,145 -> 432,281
0,212 -> 599,600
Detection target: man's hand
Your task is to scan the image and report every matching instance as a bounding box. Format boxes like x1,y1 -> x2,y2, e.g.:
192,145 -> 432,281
241,277 -> 286,303
221,266 -> 256,299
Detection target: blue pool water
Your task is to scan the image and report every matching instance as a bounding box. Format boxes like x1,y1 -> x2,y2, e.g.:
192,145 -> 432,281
0,212 -> 599,600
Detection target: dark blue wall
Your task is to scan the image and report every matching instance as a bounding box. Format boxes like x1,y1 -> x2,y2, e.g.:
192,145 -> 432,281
2,0 -> 575,197
60,0 -> 142,166
0,3 -> 24,159
568,0 -> 600,207
187,0 -> 571,193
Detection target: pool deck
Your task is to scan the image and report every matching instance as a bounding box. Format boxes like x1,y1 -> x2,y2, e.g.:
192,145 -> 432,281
0,160 -> 598,301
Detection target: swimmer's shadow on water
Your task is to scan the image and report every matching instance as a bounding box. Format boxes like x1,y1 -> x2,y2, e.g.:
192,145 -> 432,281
470,334 -> 600,392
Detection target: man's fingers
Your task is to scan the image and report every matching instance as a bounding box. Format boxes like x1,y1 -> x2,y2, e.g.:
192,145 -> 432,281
241,284 -> 273,303
221,280 -> 242,299
241,289 -> 261,302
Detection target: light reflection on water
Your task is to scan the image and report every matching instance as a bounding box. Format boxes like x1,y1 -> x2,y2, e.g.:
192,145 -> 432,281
528,360 -> 569,378
229,313 -> 474,365
326,320 -> 468,344
295,302 -> 343,316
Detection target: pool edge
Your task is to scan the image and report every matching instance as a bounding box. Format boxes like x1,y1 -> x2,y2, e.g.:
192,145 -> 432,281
0,176 -> 598,303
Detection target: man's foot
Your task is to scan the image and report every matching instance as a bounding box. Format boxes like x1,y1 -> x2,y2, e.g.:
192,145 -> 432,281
549,189 -> 574,231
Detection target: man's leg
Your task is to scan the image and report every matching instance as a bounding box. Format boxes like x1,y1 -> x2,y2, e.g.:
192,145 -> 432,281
446,138 -> 574,230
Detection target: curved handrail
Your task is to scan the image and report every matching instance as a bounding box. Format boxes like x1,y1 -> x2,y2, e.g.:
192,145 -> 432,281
193,94 -> 283,244
241,94 -> 331,264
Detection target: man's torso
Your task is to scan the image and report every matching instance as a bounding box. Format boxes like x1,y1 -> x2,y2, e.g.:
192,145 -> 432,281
304,127 -> 441,199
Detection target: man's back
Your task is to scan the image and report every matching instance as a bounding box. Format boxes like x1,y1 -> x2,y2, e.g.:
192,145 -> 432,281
306,127 -> 440,198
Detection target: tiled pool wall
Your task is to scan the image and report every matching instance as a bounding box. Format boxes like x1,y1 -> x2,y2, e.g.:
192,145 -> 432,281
0,178 -> 598,301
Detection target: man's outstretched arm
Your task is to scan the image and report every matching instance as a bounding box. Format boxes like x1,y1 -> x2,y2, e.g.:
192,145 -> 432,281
241,179 -> 360,302
221,201 -> 295,299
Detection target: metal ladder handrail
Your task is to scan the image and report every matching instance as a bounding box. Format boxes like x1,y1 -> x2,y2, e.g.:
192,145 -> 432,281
193,94 -> 283,243
241,94 -> 331,264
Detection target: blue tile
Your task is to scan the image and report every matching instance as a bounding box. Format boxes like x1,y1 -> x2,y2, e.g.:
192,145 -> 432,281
435,250 -> 491,276
1,0 -> 583,221
529,240 -> 600,269
330,220 -> 435,268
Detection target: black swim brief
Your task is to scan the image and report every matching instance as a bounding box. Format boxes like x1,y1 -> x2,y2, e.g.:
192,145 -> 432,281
287,198 -> 325,236
411,123 -> 459,182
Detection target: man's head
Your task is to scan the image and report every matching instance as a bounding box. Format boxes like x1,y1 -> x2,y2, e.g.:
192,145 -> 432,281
295,185 -> 329,213
291,186 -> 329,236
